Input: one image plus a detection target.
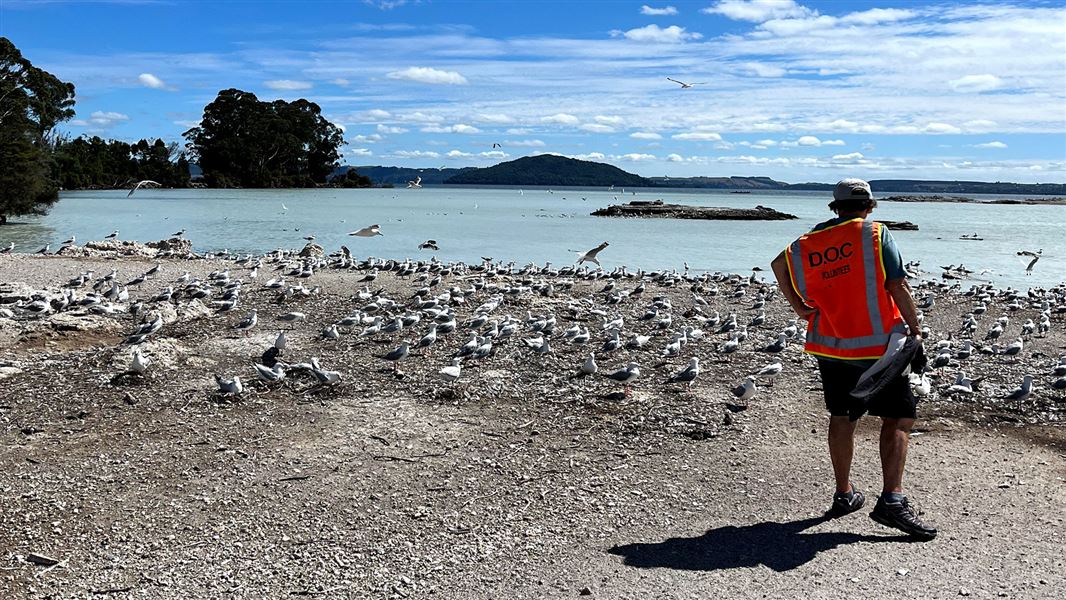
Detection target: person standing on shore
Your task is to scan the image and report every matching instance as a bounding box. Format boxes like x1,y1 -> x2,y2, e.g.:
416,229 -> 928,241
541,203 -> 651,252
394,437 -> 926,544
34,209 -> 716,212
770,178 -> 937,541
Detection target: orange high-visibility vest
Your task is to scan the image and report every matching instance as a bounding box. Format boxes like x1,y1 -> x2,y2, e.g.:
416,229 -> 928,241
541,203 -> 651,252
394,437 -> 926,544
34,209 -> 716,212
786,218 -> 905,360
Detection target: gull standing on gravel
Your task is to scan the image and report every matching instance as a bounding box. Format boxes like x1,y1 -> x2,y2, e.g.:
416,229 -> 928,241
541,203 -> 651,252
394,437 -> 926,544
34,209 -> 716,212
754,362 -> 783,386
234,309 -> 258,333
1001,375 -> 1034,401
439,358 -> 462,383
380,341 -> 410,371
604,362 -> 640,396
576,353 -> 598,377
215,374 -> 243,395
277,311 -> 306,325
129,348 -> 150,374
666,357 -> 700,388
731,376 -> 758,402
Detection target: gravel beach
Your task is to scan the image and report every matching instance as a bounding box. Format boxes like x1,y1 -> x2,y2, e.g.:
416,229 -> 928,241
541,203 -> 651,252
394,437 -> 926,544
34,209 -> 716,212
1,249 -> 1063,599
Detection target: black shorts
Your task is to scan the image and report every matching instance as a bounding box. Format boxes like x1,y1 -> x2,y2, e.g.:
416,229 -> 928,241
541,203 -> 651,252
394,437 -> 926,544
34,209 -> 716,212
817,358 -> 917,420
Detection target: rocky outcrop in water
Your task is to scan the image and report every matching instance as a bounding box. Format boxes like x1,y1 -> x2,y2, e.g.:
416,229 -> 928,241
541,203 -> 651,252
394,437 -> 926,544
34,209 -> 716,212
591,200 -> 797,220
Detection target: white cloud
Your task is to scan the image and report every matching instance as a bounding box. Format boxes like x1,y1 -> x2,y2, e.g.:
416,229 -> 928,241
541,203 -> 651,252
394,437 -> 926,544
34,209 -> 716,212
264,79 -> 312,91
446,150 -> 472,158
703,0 -> 814,22
843,8 -> 915,25
618,153 -> 656,161
542,113 -> 580,125
948,74 -> 1003,93
781,136 -> 845,147
831,152 -> 864,160
88,111 -> 129,127
611,24 -> 702,43
377,124 -> 408,134
666,153 -> 684,162
594,115 -> 626,126
137,73 -> 168,90
739,62 -> 787,77
974,141 -> 1007,149
504,139 -> 546,147
386,66 -> 468,85
630,131 -> 663,140
365,109 -> 391,120
579,123 -> 615,133
672,131 -> 722,141
388,150 -> 441,159
351,134 -> 383,143
924,122 -> 961,134
421,123 -> 481,134
349,148 -> 373,157
475,113 -> 514,124
174,119 -> 200,128
330,78 -> 351,86
506,128 -> 533,135
641,5 -> 677,16
480,151 -> 508,159
399,111 -> 444,123
572,152 -> 606,161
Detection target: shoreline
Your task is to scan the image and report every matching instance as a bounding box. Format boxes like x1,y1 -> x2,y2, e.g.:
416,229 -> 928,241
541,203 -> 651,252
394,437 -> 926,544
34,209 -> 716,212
1,253 -> 1064,597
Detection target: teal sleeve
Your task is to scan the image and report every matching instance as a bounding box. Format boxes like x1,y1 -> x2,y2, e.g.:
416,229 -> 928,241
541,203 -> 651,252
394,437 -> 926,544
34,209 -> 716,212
880,228 -> 907,280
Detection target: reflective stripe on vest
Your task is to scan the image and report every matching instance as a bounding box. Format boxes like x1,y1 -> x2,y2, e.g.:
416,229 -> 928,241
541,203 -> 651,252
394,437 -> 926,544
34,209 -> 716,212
786,219 -> 904,359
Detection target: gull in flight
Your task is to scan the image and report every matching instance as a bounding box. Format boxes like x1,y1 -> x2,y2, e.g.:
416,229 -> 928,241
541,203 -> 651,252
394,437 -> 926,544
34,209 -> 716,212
577,241 -> 609,266
407,176 -> 423,188
418,239 -> 440,251
666,77 -> 705,89
350,224 -> 383,237
127,180 -> 161,197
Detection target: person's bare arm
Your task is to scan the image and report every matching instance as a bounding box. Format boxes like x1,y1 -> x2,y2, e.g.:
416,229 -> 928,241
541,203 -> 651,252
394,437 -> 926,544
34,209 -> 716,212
771,251 -> 816,319
886,277 -> 921,338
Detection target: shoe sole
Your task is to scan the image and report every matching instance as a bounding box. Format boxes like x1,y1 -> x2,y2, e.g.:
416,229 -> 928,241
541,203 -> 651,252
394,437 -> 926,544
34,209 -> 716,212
870,510 -> 937,540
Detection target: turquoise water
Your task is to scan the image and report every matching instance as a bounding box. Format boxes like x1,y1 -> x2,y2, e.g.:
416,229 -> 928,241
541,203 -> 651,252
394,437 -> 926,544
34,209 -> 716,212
3,187 -> 1063,288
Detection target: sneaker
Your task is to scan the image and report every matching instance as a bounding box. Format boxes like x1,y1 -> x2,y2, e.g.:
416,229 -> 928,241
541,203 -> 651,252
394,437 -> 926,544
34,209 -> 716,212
826,484 -> 865,518
870,494 -> 938,540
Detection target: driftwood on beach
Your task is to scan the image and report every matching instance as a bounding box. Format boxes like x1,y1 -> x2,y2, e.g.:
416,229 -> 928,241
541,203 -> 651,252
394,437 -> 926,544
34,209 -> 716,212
592,200 -> 797,220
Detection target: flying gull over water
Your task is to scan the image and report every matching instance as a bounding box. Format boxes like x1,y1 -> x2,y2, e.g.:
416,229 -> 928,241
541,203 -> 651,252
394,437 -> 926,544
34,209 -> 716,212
127,180 -> 161,197
407,176 -> 423,189
350,224 -> 383,237
577,242 -> 609,267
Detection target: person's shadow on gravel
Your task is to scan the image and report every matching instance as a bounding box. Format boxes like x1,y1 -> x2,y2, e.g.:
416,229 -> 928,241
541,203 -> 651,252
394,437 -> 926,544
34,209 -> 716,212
608,515 -> 909,572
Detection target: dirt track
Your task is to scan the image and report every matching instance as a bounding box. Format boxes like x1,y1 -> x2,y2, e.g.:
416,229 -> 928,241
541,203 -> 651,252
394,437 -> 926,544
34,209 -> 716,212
1,254 -> 1063,599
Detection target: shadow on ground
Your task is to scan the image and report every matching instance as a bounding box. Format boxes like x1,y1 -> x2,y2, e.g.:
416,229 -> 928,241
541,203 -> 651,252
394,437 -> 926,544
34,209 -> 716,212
609,516 -> 911,572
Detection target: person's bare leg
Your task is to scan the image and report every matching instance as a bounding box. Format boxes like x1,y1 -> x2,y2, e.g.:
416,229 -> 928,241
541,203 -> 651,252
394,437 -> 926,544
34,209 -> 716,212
880,417 -> 913,493
828,416 -> 859,493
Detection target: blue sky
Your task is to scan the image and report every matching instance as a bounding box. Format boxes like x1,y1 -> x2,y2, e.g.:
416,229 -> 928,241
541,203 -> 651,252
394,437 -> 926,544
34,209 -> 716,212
2,0 -> 1064,182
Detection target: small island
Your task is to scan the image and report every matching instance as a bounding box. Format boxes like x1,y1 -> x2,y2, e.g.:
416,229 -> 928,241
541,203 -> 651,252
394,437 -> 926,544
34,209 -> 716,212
882,195 -> 1066,205
591,200 -> 797,220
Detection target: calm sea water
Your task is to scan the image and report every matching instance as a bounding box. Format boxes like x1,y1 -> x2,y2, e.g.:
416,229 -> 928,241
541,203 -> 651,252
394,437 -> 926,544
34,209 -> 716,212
3,187 -> 1063,288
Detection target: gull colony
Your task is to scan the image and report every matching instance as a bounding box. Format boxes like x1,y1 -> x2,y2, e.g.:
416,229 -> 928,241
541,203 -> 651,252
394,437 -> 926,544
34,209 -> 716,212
3,235 -> 1065,419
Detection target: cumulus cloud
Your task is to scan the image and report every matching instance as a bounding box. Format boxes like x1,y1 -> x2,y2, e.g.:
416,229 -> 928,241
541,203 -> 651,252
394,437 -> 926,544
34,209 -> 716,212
571,152 -> 607,161
924,122 -> 961,134
446,150 -> 472,158
640,5 -> 677,16
421,123 -> 481,134
974,141 -> 1007,149
579,123 -> 615,133
388,150 -> 441,159
504,139 -> 546,147
630,131 -> 663,140
264,79 -> 312,91
595,115 -> 626,126
672,131 -> 722,141
781,136 -> 845,147
475,113 -> 514,124
349,148 -> 374,157
138,73 -> 169,90
666,153 -> 684,162
351,134 -> 383,143
386,66 -> 468,85
399,111 -> 444,123
364,109 -> 392,120
542,113 -> 580,125
377,124 -> 408,134
618,153 -> 656,161
702,0 -> 814,22
739,62 -> 787,77
480,151 -> 507,159
831,152 -> 864,160
87,111 -> 129,127
611,24 -> 702,43
948,74 -> 1003,93
843,8 -> 915,25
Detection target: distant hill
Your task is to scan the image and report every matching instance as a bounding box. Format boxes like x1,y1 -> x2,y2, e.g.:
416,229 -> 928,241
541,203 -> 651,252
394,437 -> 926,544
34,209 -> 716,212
444,155 -> 652,187
648,176 -> 788,189
651,176 -> 1064,195
335,166 -> 474,186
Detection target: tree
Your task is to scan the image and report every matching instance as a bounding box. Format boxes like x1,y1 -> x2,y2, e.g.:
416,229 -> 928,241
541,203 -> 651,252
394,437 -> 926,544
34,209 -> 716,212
0,37 -> 76,224
184,89 -> 344,188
